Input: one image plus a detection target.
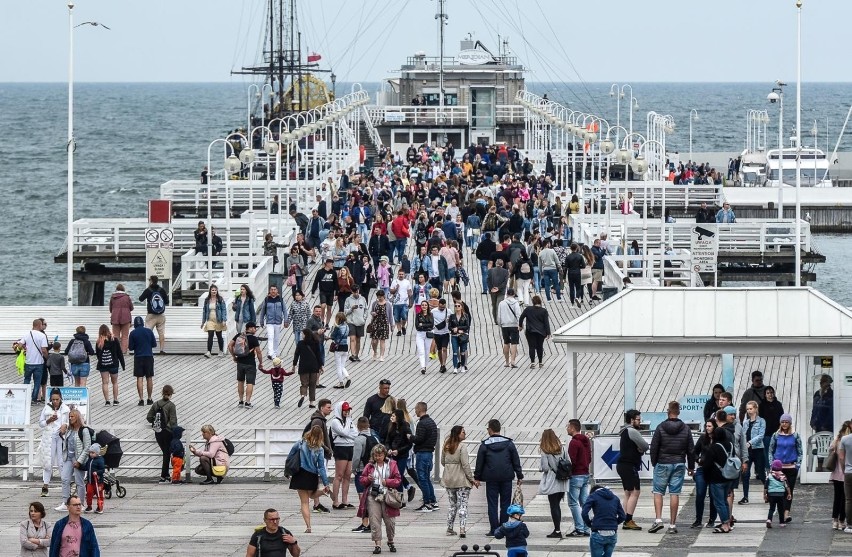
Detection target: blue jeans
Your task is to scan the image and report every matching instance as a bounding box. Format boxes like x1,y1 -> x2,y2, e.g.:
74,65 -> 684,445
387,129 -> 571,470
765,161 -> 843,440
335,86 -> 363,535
24,364 -> 44,401
742,447 -> 766,498
541,269 -> 562,301
763,435 -> 773,478
393,304 -> 409,325
708,483 -> 730,523
415,451 -> 435,504
568,474 -> 590,533
533,268 -> 541,292
480,260 -> 490,293
393,238 -> 407,263
394,455 -> 410,490
485,480 -> 513,534
450,335 -> 469,369
293,329 -> 302,345
693,468 -> 717,523
70,362 -> 91,378
589,531 -> 617,557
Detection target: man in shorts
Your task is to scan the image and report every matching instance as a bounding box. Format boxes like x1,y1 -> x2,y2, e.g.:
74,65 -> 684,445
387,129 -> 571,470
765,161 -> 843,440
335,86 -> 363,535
648,401 -> 695,534
139,275 -> 168,354
616,409 -> 648,530
389,268 -> 413,336
344,286 -> 368,362
128,316 -> 157,406
228,322 -> 262,408
497,288 -> 521,368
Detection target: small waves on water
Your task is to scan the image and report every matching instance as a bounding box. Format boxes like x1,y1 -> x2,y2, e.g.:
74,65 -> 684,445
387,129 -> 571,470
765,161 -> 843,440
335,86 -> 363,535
2,82 -> 852,306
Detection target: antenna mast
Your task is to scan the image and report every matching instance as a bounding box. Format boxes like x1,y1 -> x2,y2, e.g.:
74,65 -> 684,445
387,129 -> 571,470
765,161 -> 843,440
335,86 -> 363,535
436,0 -> 448,109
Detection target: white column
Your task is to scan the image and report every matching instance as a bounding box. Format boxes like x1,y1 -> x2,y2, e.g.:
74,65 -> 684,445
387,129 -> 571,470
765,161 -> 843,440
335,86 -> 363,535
566,351 -> 579,417
624,353 -> 636,411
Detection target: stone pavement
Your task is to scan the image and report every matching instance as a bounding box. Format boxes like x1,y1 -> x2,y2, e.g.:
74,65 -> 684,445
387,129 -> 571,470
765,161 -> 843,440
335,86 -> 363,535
1,478 -> 850,556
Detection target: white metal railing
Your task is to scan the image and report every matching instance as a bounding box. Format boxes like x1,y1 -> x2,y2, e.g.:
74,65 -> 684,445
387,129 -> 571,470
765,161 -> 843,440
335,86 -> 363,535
369,105 -> 470,126
581,182 -> 722,211
361,105 -> 384,149
495,104 -> 525,124
603,251 -> 697,288
574,217 -> 811,254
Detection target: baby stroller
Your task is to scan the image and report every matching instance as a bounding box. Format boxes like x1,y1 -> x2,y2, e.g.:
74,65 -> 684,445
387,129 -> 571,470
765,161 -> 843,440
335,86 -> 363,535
95,430 -> 126,499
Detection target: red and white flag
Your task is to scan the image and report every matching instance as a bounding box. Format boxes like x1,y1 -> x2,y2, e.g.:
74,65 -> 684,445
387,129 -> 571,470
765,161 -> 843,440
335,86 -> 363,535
307,52 -> 322,63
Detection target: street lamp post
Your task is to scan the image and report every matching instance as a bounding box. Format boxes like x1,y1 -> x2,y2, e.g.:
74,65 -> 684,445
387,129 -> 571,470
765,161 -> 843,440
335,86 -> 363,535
689,109 -> 699,164
794,0 -> 802,286
768,81 -> 786,218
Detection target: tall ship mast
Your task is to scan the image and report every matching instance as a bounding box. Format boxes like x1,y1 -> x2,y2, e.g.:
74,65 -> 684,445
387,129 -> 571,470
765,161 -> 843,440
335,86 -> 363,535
231,0 -> 332,122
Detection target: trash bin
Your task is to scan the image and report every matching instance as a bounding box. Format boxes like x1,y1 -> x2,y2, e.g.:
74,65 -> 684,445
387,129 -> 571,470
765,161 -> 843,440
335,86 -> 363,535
268,272 -> 284,294
601,286 -> 619,301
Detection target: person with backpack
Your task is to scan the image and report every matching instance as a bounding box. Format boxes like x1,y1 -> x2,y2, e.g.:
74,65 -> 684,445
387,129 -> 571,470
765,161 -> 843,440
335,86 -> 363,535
65,326 -> 95,388
703,424 -> 734,533
95,325 -> 125,406
228,322 -> 262,408
189,424 -> 231,485
538,428 -> 570,538
288,425 -> 331,532
329,401 -> 357,509
768,413 -> 803,524
128,316 -> 157,406
352,417 -> 379,533
147,385 -> 177,484
139,275 -> 168,354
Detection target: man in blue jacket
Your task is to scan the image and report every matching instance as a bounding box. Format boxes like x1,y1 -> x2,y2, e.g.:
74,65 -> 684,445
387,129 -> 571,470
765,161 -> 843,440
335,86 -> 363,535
474,419 -> 523,536
581,484 -> 626,557
128,316 -> 157,406
49,495 -> 100,557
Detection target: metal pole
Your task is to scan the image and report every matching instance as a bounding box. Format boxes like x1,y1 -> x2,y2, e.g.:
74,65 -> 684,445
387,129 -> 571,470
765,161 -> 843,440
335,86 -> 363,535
778,90 -> 784,218
67,1 -> 74,305
794,0 -> 802,286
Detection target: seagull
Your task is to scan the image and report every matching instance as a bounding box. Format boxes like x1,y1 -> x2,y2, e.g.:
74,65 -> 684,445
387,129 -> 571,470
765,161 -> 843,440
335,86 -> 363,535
76,21 -> 111,30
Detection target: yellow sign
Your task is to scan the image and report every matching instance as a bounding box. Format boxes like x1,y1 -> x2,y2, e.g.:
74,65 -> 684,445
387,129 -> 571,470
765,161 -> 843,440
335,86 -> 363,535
821,356 -> 833,368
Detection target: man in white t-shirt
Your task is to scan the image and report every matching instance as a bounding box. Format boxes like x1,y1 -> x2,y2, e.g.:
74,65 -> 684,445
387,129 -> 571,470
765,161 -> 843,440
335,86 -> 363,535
15,318 -> 49,403
389,269 -> 413,336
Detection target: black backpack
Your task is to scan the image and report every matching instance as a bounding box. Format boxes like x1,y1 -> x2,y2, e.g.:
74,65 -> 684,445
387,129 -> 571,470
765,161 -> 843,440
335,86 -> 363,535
359,432 -> 379,467
285,441 -> 302,477
554,451 -> 573,481
78,426 -> 96,444
222,438 -> 235,456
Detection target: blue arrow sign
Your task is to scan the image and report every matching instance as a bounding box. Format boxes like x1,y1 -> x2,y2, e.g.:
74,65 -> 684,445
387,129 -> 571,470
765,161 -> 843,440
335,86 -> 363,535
602,445 -> 620,469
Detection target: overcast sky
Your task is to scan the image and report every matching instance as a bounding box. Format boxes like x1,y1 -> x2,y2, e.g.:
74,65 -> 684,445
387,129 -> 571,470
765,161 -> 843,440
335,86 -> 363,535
2,0 -> 850,84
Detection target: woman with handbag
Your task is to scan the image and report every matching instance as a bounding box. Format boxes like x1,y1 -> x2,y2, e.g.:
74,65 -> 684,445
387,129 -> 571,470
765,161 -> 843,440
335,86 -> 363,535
441,425 -> 477,539
283,246 -> 306,297
358,444 -> 402,554
189,424 -> 229,486
768,414 -> 803,523
414,301 -> 434,375
447,299 -> 470,374
829,420 -> 850,530
289,425 -> 331,533
538,428 -> 570,538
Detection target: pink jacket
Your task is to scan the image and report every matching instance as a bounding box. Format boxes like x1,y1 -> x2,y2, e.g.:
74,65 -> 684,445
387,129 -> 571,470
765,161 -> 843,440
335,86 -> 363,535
829,437 -> 845,482
109,291 -> 134,325
357,460 -> 403,518
197,435 -> 230,469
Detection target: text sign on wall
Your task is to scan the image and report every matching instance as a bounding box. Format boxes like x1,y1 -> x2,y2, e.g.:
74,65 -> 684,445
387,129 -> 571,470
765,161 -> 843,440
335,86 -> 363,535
592,435 -> 652,480
679,394 -> 710,425
0,385 -> 32,426
690,224 -> 718,273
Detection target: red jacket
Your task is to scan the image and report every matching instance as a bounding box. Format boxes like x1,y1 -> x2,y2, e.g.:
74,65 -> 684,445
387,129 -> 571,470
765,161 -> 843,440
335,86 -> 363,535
567,433 -> 592,476
391,215 -> 410,239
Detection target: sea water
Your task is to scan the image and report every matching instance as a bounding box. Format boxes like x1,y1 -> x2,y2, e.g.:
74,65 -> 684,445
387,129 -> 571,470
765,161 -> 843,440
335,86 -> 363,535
1,82 -> 851,306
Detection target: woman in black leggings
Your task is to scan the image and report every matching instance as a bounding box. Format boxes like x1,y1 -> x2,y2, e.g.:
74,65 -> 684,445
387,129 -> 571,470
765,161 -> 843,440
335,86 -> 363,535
538,428 -> 570,538
518,296 -> 552,368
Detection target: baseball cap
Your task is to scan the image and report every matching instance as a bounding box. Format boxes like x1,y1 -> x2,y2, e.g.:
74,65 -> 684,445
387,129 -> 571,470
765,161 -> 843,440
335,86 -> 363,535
724,406 -> 736,415
342,402 -> 352,411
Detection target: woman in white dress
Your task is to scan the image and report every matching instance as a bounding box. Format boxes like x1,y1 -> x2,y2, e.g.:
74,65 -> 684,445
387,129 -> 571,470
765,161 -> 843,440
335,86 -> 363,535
37,388 -> 70,499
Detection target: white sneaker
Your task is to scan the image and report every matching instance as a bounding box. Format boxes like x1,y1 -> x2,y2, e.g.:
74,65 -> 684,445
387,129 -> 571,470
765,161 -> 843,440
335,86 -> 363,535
461,366 -> 468,373
452,368 -> 459,374
219,351 -> 226,357
204,351 -> 211,358
55,504 -> 67,512
845,526 -> 852,533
